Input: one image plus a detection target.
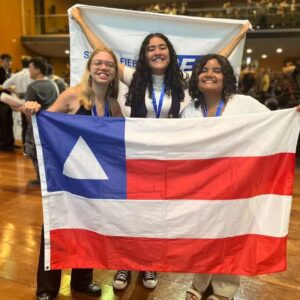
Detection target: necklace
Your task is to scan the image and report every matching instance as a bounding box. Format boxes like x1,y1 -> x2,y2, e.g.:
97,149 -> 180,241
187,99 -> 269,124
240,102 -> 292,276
201,100 -> 224,117
151,82 -> 165,118
92,99 -> 110,117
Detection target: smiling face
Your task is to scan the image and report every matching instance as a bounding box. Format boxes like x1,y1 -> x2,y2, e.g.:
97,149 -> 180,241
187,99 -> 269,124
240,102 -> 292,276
145,36 -> 170,75
89,51 -> 116,85
197,58 -> 224,96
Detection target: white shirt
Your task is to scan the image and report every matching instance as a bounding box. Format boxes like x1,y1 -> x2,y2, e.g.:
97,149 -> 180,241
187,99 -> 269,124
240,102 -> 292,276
2,68 -> 32,97
181,94 -> 269,119
123,66 -> 191,118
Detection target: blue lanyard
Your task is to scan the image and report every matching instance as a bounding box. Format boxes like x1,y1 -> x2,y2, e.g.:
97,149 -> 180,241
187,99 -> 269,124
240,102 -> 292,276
151,83 -> 165,118
92,100 -> 110,117
202,100 -> 224,117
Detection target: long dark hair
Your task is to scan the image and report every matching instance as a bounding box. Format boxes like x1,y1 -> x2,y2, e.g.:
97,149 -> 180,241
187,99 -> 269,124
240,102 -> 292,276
126,33 -> 185,117
189,54 -> 237,108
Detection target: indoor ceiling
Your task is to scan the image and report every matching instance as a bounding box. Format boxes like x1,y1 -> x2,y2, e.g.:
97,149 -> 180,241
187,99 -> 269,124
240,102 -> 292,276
244,29 -> 300,59
21,35 -> 70,58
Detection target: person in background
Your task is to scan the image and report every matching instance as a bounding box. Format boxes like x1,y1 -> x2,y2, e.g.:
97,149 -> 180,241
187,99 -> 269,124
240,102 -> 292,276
71,6 -> 250,291
2,55 -> 32,153
24,56 -> 59,187
0,53 -> 14,151
23,47 -> 122,300
282,59 -> 295,78
259,68 -> 270,102
292,58 -> 300,88
46,63 -> 68,94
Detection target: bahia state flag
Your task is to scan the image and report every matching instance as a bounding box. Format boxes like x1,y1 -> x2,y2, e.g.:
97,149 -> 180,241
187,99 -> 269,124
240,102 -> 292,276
33,109 -> 300,274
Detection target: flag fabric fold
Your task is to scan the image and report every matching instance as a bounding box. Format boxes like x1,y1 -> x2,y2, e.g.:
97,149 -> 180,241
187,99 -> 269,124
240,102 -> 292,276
33,109 -> 300,275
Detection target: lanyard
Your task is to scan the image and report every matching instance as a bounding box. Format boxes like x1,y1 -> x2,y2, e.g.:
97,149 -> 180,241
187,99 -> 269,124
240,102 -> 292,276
151,83 -> 165,118
202,100 -> 224,117
92,100 -> 110,117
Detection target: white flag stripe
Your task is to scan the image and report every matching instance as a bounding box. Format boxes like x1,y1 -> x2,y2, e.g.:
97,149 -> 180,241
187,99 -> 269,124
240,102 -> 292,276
32,115 -> 51,267
125,108 -> 300,159
47,192 -> 291,239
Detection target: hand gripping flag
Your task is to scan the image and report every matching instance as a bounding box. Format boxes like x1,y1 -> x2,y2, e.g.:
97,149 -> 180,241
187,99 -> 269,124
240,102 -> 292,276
33,109 -> 300,275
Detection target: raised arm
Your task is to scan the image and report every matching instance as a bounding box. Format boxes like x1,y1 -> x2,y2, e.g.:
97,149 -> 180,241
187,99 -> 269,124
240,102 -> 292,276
71,7 -> 106,50
218,21 -> 250,58
71,6 -> 125,80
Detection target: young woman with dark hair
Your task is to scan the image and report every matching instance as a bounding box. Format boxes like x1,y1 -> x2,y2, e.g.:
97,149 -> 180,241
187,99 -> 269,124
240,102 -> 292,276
181,54 -> 300,300
126,32 -> 186,118
71,7 -> 251,291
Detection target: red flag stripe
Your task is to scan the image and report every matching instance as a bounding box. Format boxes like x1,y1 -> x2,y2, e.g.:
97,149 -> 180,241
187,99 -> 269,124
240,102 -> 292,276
127,153 -> 296,200
50,229 -> 287,275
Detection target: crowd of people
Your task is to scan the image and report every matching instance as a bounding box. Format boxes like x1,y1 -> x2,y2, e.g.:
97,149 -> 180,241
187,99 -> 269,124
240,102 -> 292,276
1,4 -> 300,300
142,1 -> 190,15
35,1 -> 299,35
239,59 -> 300,110
140,0 -> 299,29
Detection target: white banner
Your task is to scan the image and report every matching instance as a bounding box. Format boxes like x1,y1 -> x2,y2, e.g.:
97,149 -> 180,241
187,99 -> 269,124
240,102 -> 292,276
68,5 -> 248,115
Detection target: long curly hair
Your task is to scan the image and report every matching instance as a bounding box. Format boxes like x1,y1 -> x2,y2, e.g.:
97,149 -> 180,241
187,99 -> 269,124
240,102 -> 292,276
189,54 -> 237,108
125,33 -> 185,111
79,47 -> 119,110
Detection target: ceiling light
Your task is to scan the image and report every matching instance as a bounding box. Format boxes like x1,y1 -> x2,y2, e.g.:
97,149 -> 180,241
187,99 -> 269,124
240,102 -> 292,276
276,48 -> 283,53
246,48 -> 252,54
64,49 -> 70,55
261,54 -> 267,59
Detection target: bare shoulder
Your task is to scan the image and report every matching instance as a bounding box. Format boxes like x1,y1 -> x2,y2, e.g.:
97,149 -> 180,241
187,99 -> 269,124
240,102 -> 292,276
58,85 -> 81,105
49,85 -> 81,113
61,85 -> 81,99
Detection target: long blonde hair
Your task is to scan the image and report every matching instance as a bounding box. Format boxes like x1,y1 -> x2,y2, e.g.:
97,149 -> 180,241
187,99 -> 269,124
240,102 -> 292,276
79,47 -> 119,110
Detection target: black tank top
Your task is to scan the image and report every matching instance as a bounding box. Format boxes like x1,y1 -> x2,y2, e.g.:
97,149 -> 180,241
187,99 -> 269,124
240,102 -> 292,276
75,105 -> 92,116
75,105 -> 112,116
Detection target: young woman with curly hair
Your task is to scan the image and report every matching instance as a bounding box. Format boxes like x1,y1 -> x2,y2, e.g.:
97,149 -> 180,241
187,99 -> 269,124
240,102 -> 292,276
181,54 -> 270,300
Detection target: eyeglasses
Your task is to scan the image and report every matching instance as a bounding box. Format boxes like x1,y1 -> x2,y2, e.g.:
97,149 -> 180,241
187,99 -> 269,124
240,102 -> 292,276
91,60 -> 116,69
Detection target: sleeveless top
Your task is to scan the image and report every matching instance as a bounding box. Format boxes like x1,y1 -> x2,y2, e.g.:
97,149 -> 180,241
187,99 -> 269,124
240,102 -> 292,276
75,105 -> 92,116
75,104 -> 112,116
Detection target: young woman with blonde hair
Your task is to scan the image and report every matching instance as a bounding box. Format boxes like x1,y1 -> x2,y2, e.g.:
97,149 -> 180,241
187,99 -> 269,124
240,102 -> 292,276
23,47 -> 122,300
